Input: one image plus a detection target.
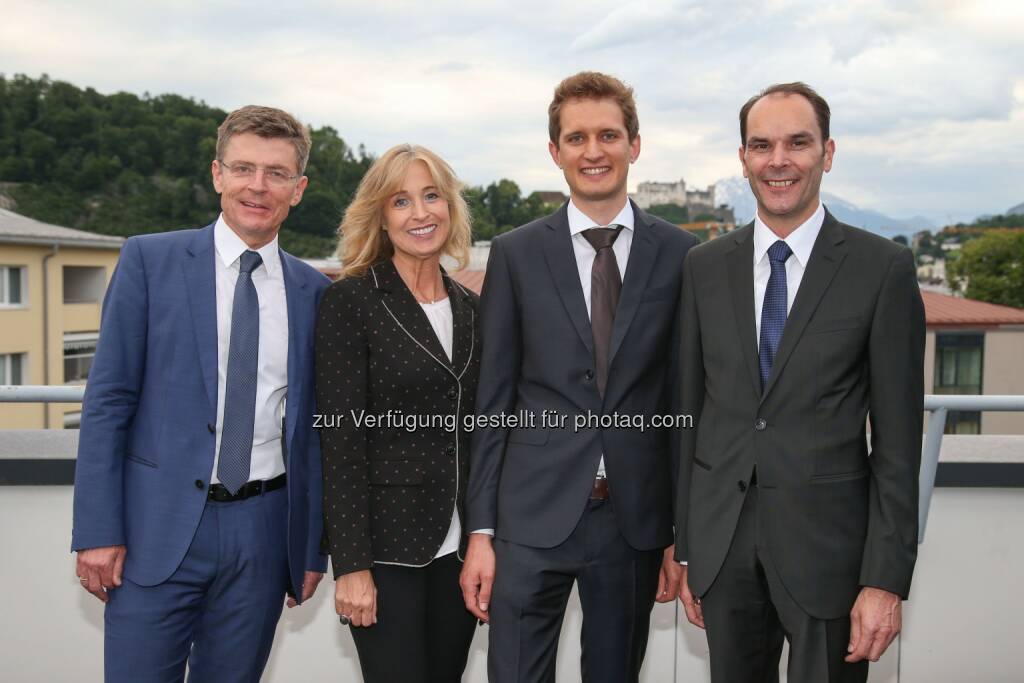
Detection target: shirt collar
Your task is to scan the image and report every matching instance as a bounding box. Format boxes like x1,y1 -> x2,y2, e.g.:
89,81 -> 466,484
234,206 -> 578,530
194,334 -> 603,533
753,202 -> 825,268
214,213 -> 281,277
567,198 -> 635,236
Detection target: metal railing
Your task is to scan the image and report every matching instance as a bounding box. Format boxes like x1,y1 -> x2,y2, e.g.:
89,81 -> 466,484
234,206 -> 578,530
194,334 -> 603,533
0,385 -> 85,403
918,394 -> 1024,542
3,385 -> 1022,544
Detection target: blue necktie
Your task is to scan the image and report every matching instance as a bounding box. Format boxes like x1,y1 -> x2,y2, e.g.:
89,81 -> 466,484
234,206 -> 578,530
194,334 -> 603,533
758,240 -> 792,393
218,249 -> 262,494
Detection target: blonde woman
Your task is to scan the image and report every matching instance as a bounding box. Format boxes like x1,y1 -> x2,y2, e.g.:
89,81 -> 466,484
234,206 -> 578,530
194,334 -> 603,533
315,144 -> 480,682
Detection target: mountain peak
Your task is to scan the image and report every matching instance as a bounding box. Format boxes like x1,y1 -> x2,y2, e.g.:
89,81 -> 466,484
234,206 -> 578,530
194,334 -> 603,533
713,177 -> 935,236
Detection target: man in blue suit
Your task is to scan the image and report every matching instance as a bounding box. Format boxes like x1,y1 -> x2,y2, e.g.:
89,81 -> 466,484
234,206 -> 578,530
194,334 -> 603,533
71,105 -> 329,682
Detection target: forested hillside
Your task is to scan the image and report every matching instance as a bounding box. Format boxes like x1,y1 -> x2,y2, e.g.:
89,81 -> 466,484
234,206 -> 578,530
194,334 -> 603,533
0,74 -> 377,256
0,75 -> 559,256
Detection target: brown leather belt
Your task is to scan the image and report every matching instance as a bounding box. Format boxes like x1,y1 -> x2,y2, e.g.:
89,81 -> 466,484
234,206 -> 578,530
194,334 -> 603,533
590,477 -> 609,500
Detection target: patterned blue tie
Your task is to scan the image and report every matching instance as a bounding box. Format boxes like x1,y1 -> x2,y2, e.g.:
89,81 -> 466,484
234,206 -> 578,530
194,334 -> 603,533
217,249 -> 262,494
758,240 -> 792,393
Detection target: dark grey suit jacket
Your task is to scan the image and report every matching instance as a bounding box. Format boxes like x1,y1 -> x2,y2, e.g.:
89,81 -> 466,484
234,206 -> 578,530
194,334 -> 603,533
675,211 -> 925,619
467,201 -> 698,551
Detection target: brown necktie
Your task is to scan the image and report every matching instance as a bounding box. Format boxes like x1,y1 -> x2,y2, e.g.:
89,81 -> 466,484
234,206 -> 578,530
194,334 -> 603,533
582,226 -> 624,396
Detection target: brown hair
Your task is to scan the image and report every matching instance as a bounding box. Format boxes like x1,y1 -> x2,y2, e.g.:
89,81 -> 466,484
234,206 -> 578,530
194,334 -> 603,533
548,71 -> 639,145
739,82 -> 831,146
337,144 -> 471,279
216,105 -> 312,173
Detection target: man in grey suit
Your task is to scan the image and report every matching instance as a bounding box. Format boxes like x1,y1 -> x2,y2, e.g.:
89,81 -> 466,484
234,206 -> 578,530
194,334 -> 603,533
674,82 -> 925,682
460,71 -> 697,682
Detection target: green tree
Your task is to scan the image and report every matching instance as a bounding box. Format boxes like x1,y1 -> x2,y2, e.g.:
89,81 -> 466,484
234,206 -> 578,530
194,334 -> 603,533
465,186 -> 497,242
0,74 -> 375,256
960,213 -> 1024,229
947,230 -> 1024,308
646,203 -> 689,224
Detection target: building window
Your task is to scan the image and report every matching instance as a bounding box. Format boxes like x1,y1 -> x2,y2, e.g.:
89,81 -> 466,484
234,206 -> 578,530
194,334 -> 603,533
63,266 -> 106,304
934,332 -> 984,434
64,332 -> 98,384
0,265 -> 26,306
0,352 -> 27,385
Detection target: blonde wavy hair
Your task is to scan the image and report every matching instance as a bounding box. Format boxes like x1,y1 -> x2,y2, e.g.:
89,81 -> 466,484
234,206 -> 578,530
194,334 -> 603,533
337,144 -> 471,278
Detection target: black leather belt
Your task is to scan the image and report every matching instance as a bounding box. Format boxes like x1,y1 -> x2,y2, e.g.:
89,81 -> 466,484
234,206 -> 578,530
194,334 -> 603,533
590,477 -> 609,500
208,473 -> 286,502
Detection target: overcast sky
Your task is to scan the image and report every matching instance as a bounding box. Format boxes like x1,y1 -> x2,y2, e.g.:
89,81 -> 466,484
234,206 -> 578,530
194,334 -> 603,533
2,0 -> 1021,224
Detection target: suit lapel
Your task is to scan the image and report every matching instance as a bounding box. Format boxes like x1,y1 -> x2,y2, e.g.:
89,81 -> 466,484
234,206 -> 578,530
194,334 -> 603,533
280,250 -> 308,450
608,202 -> 657,367
725,224 -> 762,398
542,206 -> 594,357
183,225 -> 219,412
373,260 -> 453,370
444,273 -> 475,378
760,212 -> 847,402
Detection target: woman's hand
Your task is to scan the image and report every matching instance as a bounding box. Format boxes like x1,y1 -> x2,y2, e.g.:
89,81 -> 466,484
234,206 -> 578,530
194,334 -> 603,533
335,569 -> 377,627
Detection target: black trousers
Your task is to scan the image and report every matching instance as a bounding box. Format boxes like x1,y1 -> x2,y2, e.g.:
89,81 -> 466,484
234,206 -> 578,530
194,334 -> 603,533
348,552 -> 477,683
488,499 -> 663,683
700,484 -> 869,683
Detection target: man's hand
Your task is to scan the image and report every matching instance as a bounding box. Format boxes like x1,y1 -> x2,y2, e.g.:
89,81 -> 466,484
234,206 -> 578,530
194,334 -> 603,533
459,533 -> 496,623
287,570 -> 324,608
846,587 -> 902,663
678,564 -> 704,629
335,569 -> 377,627
656,545 -> 683,603
76,545 -> 127,603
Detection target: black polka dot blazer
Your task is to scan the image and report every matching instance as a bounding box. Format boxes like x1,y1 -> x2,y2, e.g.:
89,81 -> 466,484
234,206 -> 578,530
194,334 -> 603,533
315,260 -> 481,578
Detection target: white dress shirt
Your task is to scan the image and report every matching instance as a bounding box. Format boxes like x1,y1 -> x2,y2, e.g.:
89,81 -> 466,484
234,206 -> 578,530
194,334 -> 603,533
568,198 -> 635,478
211,215 -> 289,484
420,298 -> 461,558
753,202 -> 825,346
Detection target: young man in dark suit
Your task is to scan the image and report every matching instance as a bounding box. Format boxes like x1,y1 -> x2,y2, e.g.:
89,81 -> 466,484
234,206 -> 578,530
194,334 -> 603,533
674,82 -> 925,682
461,71 -> 697,682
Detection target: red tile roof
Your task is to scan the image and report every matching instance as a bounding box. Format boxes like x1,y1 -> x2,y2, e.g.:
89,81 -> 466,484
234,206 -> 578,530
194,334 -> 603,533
450,270 -> 484,294
922,290 -> 1024,327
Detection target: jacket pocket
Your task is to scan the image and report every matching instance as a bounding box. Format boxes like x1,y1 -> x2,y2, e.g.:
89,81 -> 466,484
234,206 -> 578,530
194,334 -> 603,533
368,460 -> 424,486
692,456 -> 713,471
805,315 -> 862,335
642,284 -> 676,303
810,469 -> 869,484
507,427 -> 550,446
125,452 -> 157,468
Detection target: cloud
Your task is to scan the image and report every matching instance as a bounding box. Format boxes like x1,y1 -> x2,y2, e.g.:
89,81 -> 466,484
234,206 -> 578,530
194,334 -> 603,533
424,62 -> 473,74
0,0 -> 1021,222
569,1 -> 705,52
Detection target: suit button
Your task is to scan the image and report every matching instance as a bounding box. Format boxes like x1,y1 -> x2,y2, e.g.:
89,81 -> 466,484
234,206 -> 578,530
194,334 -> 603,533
754,418 -> 767,431
445,445 -> 456,457
737,480 -> 747,492
207,422 -> 215,434
195,480 -> 205,490
585,370 -> 595,381
447,388 -> 457,400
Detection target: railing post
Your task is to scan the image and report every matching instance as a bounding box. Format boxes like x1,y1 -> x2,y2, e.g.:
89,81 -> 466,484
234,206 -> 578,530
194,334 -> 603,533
918,407 -> 948,543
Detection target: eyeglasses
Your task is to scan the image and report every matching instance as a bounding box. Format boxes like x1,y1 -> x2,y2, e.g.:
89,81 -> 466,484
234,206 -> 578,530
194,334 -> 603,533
218,160 -> 301,187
